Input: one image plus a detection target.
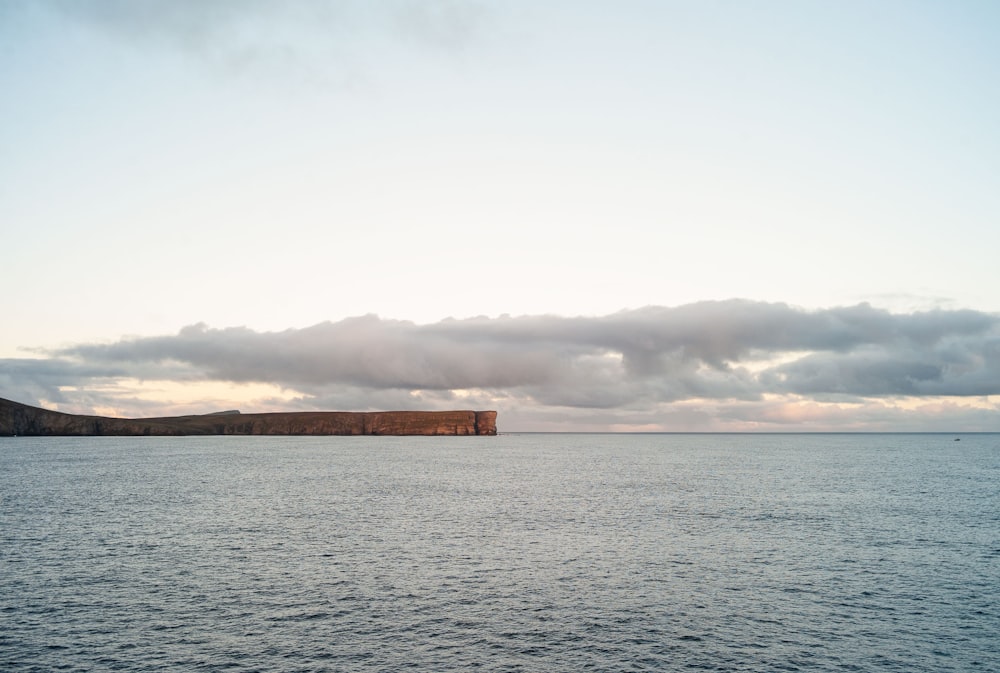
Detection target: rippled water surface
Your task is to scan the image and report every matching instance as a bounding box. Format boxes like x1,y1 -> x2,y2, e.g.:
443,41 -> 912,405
2,433 -> 998,672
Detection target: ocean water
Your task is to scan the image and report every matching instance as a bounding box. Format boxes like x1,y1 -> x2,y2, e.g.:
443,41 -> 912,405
1,433 -> 997,672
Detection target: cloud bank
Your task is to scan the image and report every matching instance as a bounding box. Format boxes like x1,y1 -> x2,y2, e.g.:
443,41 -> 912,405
3,301 -> 999,430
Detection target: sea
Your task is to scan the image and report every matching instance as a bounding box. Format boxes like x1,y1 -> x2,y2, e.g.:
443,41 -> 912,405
1,433 -> 997,672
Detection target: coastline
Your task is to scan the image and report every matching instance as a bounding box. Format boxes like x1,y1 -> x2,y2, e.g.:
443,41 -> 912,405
0,398 -> 497,437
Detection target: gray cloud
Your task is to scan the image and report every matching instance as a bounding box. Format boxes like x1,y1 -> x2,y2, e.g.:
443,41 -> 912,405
35,301 -> 999,410
5,300 -> 999,428
0,357 -> 129,408
765,336 -> 1000,397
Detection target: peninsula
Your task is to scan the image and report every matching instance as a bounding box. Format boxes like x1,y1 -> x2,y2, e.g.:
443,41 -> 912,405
0,398 -> 497,437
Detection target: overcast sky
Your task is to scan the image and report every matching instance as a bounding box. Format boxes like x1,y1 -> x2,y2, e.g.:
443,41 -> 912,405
2,1 -> 998,430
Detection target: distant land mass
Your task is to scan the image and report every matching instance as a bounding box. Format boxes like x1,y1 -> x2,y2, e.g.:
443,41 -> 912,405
0,398 -> 497,437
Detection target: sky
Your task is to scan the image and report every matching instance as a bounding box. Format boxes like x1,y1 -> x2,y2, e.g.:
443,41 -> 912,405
2,0 -> 999,431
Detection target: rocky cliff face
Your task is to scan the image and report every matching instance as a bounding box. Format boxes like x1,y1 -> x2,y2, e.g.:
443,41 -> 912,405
475,410 -> 497,436
0,398 -> 498,436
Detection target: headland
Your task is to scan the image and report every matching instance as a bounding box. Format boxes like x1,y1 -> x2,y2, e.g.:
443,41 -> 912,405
0,398 -> 497,436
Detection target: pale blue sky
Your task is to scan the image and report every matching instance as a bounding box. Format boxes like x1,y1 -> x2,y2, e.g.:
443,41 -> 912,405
2,1 -> 999,429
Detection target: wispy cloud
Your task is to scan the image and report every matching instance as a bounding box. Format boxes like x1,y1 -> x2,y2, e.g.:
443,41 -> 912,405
34,0 -> 492,83
4,301 -> 998,430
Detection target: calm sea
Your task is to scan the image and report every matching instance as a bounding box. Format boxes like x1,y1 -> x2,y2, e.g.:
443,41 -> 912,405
1,433 -> 997,672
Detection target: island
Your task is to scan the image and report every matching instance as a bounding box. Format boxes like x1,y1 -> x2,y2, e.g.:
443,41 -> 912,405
0,397 -> 497,437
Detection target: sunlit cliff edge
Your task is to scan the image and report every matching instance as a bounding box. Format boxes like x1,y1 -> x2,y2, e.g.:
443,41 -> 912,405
0,398 -> 497,437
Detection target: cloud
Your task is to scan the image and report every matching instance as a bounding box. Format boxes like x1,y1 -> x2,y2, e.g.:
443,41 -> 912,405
47,0 -> 268,49
36,0 -> 492,82
4,300 -> 999,429
392,0 -> 489,52
45,300 -> 1000,395
0,357 -> 128,410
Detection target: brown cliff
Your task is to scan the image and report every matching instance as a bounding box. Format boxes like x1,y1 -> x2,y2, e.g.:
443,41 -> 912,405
0,398 -> 498,437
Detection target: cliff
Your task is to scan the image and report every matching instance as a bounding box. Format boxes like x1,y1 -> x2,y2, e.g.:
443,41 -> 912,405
0,398 -> 497,437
